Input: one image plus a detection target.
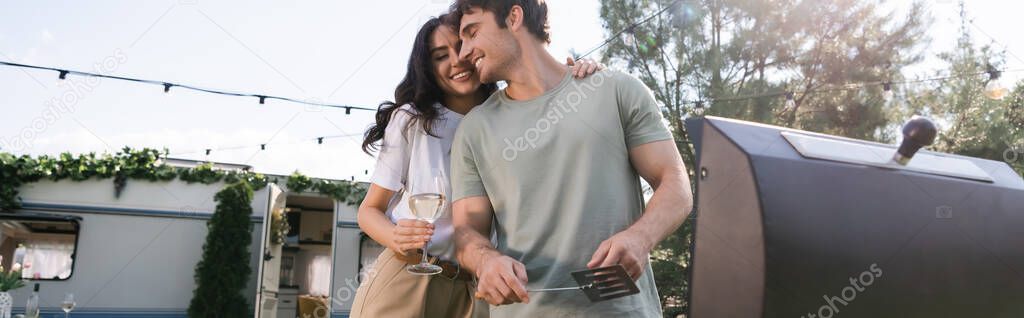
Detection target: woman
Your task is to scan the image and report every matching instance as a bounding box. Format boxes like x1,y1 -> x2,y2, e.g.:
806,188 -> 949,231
351,14 -> 602,318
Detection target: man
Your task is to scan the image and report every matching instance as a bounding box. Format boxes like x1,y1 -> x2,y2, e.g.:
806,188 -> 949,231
447,0 -> 693,316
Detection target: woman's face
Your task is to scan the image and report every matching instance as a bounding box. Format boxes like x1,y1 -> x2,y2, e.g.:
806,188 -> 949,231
430,25 -> 481,97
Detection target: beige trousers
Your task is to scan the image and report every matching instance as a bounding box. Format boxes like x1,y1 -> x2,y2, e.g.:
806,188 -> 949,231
351,250 -> 488,318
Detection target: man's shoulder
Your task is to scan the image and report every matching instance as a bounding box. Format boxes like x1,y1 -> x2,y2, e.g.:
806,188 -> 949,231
598,69 -> 646,90
578,68 -> 638,84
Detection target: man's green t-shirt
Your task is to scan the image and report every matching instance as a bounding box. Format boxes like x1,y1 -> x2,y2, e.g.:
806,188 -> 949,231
451,69 -> 673,317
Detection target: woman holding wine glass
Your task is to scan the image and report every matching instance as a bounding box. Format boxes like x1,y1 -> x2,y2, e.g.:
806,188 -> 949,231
350,13 -> 603,318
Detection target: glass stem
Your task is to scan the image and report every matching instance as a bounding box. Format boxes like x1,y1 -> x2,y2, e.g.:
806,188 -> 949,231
421,240 -> 431,264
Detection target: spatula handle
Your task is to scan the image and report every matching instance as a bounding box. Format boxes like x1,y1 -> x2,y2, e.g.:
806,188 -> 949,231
527,287 -> 580,292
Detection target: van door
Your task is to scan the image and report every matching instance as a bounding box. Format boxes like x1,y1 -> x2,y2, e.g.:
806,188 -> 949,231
330,198 -> 366,317
255,184 -> 286,318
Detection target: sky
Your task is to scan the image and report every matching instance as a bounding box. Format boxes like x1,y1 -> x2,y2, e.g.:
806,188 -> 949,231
1,0 -> 1021,182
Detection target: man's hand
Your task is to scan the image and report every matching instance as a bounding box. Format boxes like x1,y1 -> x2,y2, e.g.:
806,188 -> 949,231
390,219 -> 433,256
474,252 -> 530,305
587,230 -> 654,281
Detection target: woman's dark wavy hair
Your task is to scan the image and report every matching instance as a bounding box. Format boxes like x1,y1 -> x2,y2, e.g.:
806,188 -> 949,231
362,14 -> 498,155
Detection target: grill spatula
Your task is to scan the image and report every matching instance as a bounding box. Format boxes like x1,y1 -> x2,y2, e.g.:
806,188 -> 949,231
527,265 -> 640,302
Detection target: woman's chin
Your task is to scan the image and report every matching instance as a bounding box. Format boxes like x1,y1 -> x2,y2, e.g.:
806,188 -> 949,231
453,84 -> 482,96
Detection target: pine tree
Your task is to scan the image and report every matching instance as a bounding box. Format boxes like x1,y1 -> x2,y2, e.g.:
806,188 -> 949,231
597,0 -> 931,314
188,181 -> 254,318
902,1 -> 1024,176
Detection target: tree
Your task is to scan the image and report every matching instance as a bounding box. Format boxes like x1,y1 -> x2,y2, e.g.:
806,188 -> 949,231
597,0 -> 931,314
188,181 -> 254,318
1005,83 -> 1024,175
901,2 -> 1024,176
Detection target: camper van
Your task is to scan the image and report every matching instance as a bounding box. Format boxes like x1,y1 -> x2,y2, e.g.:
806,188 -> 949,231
4,159 -> 381,318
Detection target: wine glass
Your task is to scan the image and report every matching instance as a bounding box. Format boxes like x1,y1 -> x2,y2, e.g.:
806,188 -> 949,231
405,171 -> 447,275
61,293 -> 75,318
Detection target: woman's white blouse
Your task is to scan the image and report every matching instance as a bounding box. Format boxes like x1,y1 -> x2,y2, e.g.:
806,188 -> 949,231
370,103 -> 461,261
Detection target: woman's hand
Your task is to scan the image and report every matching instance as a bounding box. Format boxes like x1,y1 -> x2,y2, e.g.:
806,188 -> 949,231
391,219 -> 434,256
566,57 -> 606,78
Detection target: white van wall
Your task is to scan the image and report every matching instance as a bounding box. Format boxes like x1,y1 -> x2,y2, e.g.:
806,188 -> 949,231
10,179 -> 270,316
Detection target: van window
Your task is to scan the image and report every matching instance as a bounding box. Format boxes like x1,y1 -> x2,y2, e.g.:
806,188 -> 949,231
0,216 -> 79,280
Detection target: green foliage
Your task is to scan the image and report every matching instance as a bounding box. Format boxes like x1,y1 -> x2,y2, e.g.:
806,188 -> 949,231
187,181 -> 255,318
178,163 -> 224,184
286,171 -> 314,193
269,207 -> 290,245
286,172 -> 368,206
0,148 -> 177,211
0,268 -> 24,292
312,179 -> 368,206
0,148 -> 366,212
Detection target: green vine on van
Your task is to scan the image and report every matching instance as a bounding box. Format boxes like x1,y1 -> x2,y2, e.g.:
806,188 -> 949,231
0,147 -> 366,212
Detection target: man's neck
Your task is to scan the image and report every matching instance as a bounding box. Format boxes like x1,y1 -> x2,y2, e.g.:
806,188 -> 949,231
503,46 -> 568,101
444,89 -> 488,115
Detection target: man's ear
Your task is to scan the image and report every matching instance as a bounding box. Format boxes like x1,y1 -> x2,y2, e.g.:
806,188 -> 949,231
506,5 -> 523,33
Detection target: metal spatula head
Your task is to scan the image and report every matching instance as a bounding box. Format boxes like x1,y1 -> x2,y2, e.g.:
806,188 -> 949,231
571,265 -> 640,302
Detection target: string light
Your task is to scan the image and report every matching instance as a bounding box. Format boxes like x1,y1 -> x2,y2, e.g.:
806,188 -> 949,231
167,133 -> 362,157
0,61 -> 375,113
58,70 -> 68,80
621,26 -> 636,48
0,1 -> 1019,116
576,0 -> 682,59
5,63 -> 1019,120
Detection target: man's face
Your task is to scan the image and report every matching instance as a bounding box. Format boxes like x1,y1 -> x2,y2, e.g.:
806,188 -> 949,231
457,7 -> 518,84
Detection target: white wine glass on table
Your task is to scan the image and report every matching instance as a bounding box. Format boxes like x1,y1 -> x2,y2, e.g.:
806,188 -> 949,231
61,293 -> 75,318
405,170 -> 447,275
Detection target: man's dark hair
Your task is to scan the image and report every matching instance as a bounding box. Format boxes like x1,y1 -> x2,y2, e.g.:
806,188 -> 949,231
449,0 -> 551,44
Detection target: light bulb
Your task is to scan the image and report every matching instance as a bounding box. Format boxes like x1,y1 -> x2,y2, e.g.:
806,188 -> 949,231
55,71 -> 69,87
621,27 -> 635,47
985,79 -> 1009,100
985,67 -> 1009,100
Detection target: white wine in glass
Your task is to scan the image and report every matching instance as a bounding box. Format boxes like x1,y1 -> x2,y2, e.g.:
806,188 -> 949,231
409,193 -> 444,222
405,172 -> 447,275
61,293 -> 75,318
